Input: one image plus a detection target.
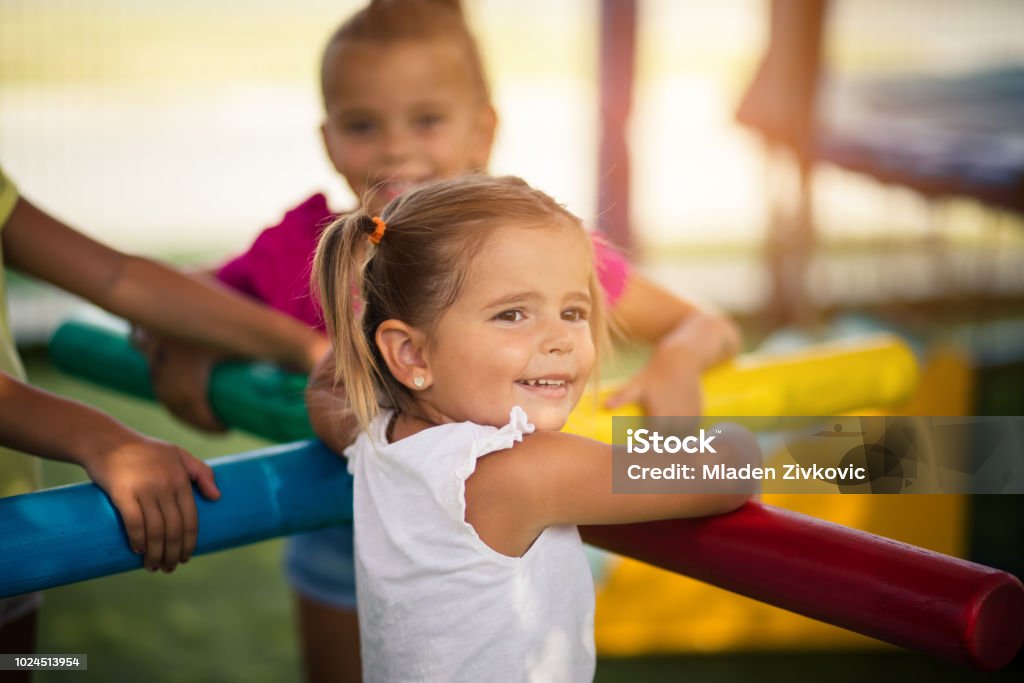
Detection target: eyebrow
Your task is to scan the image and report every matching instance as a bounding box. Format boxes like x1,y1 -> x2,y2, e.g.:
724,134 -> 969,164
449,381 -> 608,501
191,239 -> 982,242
334,98 -> 452,117
482,290 -> 592,311
482,291 -> 539,310
409,100 -> 452,111
564,291 -> 594,307
333,107 -> 375,119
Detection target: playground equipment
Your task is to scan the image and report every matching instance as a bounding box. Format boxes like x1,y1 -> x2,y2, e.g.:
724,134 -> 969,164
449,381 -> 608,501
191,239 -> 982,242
1,318 -> 1021,669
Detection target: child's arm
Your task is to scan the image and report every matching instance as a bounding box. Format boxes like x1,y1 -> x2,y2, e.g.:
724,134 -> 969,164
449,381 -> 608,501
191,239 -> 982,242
130,268 -> 231,432
465,427 -> 758,557
2,197 -> 329,371
0,370 -> 220,572
305,350 -> 357,455
606,273 -> 741,415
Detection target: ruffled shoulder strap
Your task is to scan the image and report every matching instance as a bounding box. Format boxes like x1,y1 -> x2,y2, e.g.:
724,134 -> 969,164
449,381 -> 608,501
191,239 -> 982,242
455,406 -> 535,480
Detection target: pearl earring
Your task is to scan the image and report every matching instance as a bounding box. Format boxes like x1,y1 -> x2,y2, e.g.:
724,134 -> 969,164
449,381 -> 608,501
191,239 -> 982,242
413,376 -> 425,388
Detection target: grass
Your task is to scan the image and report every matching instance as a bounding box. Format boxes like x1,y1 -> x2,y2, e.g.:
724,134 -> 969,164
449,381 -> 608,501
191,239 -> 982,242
19,348 -> 1024,682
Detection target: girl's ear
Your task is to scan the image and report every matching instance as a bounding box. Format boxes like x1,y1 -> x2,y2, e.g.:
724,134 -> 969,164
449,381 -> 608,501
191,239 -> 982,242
469,104 -> 498,170
376,320 -> 432,391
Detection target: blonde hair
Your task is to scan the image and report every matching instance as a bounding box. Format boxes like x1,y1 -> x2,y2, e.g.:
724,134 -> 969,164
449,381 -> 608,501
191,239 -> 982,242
321,0 -> 491,108
313,175 -> 609,431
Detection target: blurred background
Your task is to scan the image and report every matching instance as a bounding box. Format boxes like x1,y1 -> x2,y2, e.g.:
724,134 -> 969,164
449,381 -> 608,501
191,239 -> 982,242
2,0 -> 1023,680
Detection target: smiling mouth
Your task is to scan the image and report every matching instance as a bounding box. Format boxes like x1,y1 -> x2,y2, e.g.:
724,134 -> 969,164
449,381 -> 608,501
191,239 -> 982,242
515,378 -> 571,398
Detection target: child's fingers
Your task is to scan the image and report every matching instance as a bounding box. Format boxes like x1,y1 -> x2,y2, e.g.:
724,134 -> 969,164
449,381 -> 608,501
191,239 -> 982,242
140,497 -> 166,572
158,494 -> 184,571
111,492 -> 146,556
155,370 -> 225,432
170,400 -> 226,433
176,482 -> 200,563
183,455 -> 221,501
149,342 -> 227,433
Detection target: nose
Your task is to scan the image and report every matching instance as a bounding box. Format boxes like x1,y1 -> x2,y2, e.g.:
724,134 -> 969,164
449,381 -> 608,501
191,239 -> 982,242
380,122 -> 413,163
541,318 -> 575,355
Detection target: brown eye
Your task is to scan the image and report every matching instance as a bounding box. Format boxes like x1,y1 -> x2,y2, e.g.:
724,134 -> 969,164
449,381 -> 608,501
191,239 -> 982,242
495,309 -> 524,323
415,113 -> 444,130
562,308 -> 587,322
343,120 -> 375,136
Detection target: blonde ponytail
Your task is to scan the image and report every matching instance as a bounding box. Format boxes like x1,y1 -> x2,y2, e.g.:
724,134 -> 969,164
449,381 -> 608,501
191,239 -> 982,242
313,212 -> 386,431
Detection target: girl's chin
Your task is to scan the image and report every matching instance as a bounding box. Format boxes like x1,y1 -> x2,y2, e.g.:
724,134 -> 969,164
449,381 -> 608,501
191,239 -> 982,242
465,405 -> 569,432
521,409 -> 571,432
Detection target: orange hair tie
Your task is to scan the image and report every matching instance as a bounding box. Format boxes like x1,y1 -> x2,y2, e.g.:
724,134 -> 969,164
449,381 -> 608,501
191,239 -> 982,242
368,216 -> 387,245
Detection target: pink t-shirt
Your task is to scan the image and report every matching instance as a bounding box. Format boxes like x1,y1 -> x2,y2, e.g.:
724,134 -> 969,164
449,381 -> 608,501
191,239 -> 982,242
217,193 -> 630,328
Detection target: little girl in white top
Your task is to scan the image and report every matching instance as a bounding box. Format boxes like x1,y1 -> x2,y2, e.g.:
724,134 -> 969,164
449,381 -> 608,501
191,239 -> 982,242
312,175 -> 755,682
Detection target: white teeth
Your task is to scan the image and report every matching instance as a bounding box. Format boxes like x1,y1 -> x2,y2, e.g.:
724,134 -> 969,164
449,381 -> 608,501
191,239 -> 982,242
522,379 -> 565,387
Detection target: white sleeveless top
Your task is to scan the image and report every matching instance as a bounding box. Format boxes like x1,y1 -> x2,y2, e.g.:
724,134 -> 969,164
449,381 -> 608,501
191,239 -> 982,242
344,406 -> 596,682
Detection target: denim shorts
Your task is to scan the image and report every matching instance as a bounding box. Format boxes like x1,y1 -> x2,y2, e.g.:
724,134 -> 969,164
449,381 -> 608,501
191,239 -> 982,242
284,525 -> 357,611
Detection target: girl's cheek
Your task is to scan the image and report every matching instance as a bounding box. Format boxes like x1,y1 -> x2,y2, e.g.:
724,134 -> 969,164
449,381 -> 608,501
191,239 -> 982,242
577,334 -> 597,367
